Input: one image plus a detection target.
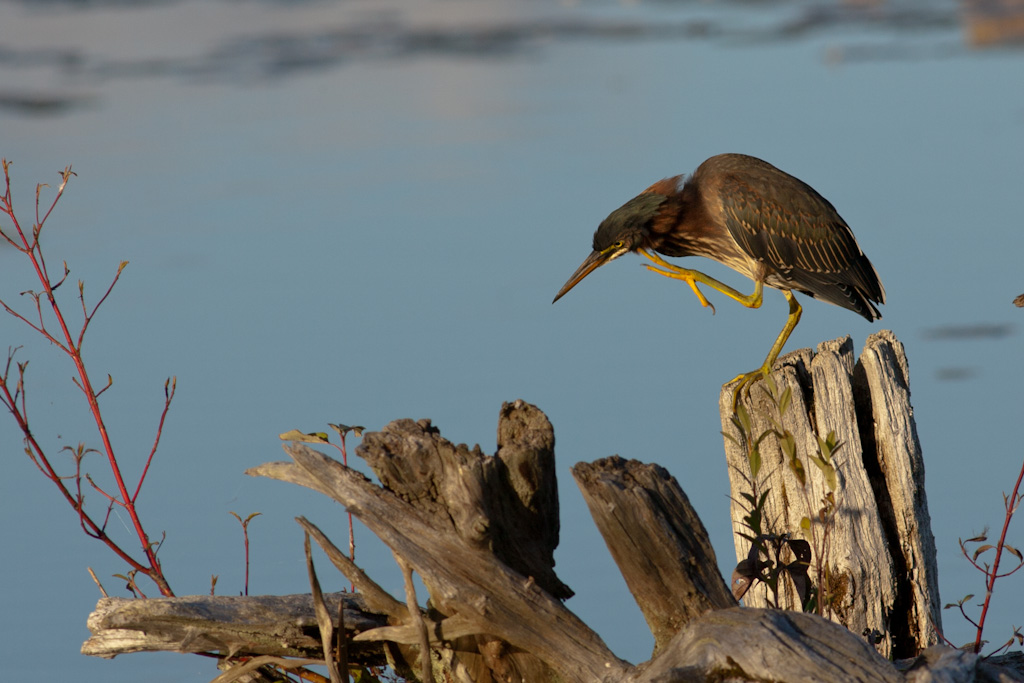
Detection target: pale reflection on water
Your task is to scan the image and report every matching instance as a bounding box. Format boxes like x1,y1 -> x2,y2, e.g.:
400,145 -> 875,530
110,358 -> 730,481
0,0 -> 1002,111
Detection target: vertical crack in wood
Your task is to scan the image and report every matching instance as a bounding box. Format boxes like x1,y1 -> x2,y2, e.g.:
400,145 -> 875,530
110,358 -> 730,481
854,331 -> 941,656
851,349 -> 910,655
721,333 -> 939,659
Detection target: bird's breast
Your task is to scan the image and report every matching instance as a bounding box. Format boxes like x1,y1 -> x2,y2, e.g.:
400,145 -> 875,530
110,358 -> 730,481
655,229 -> 761,281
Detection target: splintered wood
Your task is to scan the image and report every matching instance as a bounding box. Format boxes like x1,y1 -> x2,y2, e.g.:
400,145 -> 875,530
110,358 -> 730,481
720,331 -> 941,659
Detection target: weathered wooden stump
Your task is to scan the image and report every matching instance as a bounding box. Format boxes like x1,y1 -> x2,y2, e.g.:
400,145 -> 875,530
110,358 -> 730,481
720,330 -> 941,659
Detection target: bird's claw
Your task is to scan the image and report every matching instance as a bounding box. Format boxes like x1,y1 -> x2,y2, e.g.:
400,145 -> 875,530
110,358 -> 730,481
644,264 -> 716,314
727,368 -> 770,413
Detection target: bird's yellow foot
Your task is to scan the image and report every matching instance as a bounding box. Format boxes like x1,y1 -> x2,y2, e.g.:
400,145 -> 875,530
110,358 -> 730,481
727,367 -> 770,412
643,263 -> 717,313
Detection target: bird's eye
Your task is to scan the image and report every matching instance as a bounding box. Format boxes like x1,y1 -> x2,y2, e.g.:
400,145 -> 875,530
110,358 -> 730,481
612,240 -> 624,250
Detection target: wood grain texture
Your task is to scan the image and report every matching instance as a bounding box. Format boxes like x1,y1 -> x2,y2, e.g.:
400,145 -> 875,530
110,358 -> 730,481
640,607 -> 902,683
572,456 -> 735,655
855,329 -> 941,657
81,593 -> 385,660
356,400 -> 571,601
720,333 -> 940,658
251,444 -> 629,682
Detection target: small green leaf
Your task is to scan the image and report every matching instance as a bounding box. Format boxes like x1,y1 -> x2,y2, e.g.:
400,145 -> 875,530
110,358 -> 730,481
810,454 -> 838,491
735,405 -> 752,435
800,517 -> 811,531
781,432 -> 796,460
815,436 -> 832,462
791,458 -> 806,486
279,429 -> 330,444
753,430 -> 774,449
749,447 -> 762,479
329,423 -> 366,438
729,414 -> 743,434
779,386 -> 792,416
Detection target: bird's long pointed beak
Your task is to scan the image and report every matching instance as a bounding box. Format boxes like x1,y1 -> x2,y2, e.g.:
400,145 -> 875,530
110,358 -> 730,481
552,249 -> 611,303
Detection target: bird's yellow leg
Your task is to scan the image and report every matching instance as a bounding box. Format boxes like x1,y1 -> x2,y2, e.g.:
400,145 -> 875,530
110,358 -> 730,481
640,249 -> 764,313
728,290 -> 803,411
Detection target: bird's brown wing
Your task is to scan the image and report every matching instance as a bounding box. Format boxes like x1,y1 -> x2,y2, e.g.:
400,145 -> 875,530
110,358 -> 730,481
714,161 -> 885,321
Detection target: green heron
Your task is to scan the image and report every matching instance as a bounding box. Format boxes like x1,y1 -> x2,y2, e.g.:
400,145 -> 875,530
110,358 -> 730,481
553,153 -> 885,407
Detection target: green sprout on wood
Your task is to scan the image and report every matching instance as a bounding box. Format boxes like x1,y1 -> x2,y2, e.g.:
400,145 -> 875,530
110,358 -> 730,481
725,377 -> 844,618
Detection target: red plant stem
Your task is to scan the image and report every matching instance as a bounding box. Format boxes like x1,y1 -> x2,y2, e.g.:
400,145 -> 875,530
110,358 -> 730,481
1,376 -> 164,584
1,165 -> 173,596
132,377 -> 176,504
243,521 -> 251,597
973,455 -> 1024,653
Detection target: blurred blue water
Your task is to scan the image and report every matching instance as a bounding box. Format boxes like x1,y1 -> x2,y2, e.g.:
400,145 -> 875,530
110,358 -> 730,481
2,0 -> 1023,680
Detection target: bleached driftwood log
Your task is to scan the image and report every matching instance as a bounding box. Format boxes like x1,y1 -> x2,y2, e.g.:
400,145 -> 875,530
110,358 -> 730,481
720,330 -> 941,659
83,381 -> 1023,681
82,593 -> 386,661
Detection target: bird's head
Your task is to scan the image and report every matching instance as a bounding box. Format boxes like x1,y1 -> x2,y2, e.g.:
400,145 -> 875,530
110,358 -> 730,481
552,190 -> 669,303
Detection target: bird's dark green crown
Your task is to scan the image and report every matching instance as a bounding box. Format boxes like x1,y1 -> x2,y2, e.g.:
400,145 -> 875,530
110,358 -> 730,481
592,193 -> 668,253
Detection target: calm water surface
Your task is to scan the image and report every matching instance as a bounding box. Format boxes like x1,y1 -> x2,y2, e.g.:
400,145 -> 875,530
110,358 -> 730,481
1,1 -> 1023,680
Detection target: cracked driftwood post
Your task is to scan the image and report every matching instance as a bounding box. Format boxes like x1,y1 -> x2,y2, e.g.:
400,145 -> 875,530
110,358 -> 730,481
720,329 -> 941,659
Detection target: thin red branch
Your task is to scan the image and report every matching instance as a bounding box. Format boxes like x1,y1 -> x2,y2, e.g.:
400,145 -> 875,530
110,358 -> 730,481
0,161 -> 174,596
94,374 -> 113,399
994,562 -> 1024,580
0,203 -> 19,245
244,521 -> 252,597
972,454 -> 1024,653
86,472 -> 121,505
101,501 -> 116,533
51,261 -> 70,291
230,512 -> 261,597
132,376 -> 176,503
0,298 -> 64,350
73,445 -> 95,537
34,167 -> 73,234
78,261 -> 128,350
959,540 -> 989,574
957,601 -> 981,630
